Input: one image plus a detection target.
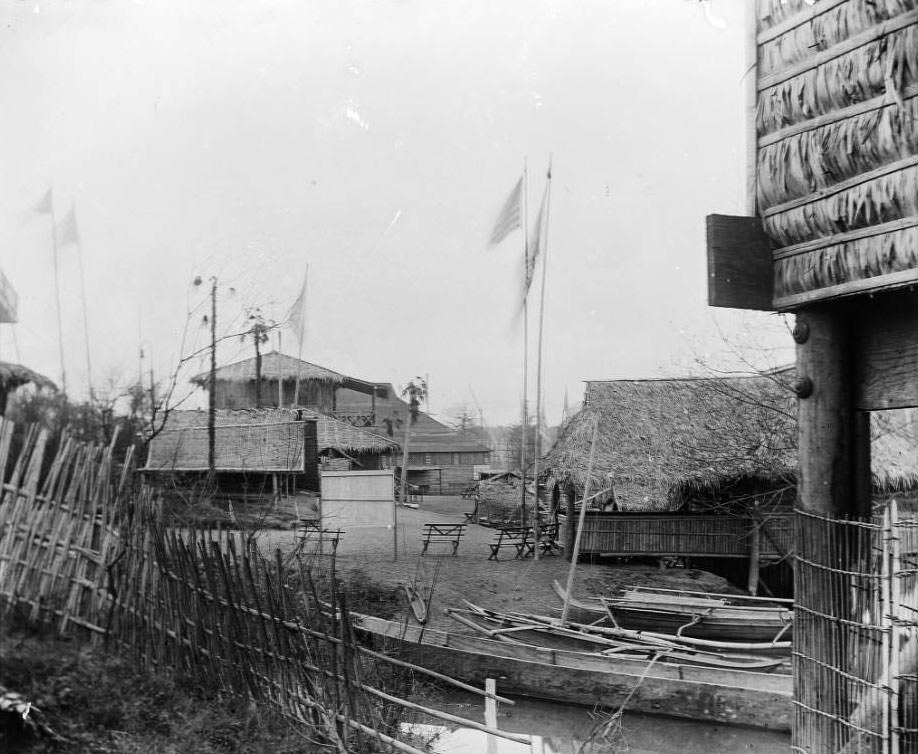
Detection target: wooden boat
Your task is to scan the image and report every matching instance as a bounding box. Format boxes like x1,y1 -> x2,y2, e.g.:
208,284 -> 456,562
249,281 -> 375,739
451,602 -> 790,670
350,612 -> 792,731
554,580 -> 794,642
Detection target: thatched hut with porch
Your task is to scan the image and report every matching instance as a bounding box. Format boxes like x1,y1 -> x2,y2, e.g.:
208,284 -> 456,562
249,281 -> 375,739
543,369 -> 799,515
542,368 -> 918,588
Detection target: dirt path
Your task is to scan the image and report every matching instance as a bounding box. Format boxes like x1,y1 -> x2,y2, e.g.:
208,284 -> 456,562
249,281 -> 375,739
255,495 -> 740,630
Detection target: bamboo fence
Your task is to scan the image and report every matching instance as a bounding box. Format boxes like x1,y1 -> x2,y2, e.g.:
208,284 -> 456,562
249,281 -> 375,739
0,418 -> 525,753
793,504 -> 918,753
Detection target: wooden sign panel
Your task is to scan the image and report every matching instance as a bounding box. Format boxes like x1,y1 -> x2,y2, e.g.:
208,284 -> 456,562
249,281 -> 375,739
752,1 -> 918,311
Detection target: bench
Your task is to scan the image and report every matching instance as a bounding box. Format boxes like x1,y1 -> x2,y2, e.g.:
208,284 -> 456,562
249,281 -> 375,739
421,523 -> 466,556
463,499 -> 480,523
536,521 -> 561,556
299,521 -> 344,554
488,526 -> 533,560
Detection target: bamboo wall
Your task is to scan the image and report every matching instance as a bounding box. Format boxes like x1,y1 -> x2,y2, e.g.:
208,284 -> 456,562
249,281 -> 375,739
755,0 -> 918,308
557,512 -> 794,560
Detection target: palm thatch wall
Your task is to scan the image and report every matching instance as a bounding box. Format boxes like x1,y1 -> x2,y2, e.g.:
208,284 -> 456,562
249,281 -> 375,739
543,368 -> 918,513
754,0 -> 918,308
146,408 -> 398,472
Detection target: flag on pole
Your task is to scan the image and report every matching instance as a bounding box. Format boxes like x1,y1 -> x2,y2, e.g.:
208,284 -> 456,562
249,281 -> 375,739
525,186 -> 548,296
33,187 -> 53,215
488,176 -> 523,246
57,204 -> 79,246
285,271 -> 307,347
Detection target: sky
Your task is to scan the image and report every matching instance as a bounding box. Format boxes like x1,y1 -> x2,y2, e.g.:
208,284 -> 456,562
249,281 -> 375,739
0,0 -> 793,427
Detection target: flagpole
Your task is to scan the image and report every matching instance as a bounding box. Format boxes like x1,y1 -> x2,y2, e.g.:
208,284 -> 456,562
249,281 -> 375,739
48,195 -> 67,396
520,159 -> 529,528
292,266 -> 308,407
73,203 -> 95,401
531,156 -> 552,560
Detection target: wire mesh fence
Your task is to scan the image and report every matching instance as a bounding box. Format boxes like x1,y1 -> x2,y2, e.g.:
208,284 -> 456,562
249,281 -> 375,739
794,505 -> 918,753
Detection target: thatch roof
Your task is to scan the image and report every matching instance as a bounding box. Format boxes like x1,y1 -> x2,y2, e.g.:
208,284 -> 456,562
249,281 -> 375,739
544,368 -> 918,511
543,370 -> 797,512
297,408 -> 399,455
191,352 -> 347,386
0,361 -> 55,392
145,408 -> 398,473
753,2 -> 918,307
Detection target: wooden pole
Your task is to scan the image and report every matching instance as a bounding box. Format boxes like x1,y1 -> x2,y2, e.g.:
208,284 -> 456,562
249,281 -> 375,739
292,266 -> 308,407
795,308 -> 864,517
485,678 -> 498,754
208,277 -> 217,474
747,521 -> 761,596
73,205 -> 94,401
532,157 -> 552,561
561,415 -> 599,625
48,195 -> 67,396
520,159 -> 529,528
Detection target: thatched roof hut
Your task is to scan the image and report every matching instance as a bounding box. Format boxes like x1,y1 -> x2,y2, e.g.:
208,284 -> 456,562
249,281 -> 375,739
543,368 -> 918,512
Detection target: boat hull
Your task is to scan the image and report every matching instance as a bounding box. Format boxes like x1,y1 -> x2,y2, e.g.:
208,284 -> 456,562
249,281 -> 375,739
355,615 -> 792,731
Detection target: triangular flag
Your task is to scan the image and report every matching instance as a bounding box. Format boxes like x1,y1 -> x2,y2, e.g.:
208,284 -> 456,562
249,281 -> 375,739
488,176 -> 522,246
57,204 -> 79,247
33,187 -> 53,215
285,271 -> 307,347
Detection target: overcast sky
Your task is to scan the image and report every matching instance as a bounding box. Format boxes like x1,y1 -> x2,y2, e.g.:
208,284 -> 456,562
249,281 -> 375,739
0,0 -> 792,426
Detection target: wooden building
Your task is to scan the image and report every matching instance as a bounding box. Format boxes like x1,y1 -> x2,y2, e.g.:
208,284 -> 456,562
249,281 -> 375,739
335,384 -> 491,494
144,408 -> 321,497
144,408 -> 399,492
191,351 -> 387,414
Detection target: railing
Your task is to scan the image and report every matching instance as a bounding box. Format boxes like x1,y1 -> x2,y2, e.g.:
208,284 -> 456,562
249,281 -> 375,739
331,412 -> 376,428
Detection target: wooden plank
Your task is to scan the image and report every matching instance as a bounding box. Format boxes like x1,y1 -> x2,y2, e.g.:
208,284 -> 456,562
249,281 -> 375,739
852,290 -> 918,410
706,215 -> 775,311
774,268 -> 918,310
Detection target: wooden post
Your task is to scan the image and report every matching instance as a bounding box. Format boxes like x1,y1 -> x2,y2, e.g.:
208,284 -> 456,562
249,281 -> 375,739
485,678 -> 498,754
795,309 -> 865,518
747,521 -> 760,596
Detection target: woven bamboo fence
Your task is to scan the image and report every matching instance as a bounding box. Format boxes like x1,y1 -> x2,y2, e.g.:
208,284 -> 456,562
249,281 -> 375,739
0,419 -> 526,753
793,503 -> 918,753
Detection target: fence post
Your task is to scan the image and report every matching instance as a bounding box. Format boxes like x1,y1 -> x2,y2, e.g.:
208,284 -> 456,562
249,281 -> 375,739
485,678 -> 497,754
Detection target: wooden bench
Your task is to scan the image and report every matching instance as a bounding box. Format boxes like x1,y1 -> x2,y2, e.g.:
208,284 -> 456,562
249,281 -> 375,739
536,521 -> 561,556
299,521 -> 344,554
488,526 -> 533,560
421,523 -> 466,555
463,499 -> 480,523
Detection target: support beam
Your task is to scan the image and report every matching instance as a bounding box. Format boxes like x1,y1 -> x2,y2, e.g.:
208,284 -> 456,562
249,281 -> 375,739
795,309 -> 871,518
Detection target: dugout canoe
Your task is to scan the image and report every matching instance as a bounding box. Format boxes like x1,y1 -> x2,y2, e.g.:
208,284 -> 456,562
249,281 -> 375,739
351,612 -> 792,731
451,602 -> 790,671
553,580 -> 794,642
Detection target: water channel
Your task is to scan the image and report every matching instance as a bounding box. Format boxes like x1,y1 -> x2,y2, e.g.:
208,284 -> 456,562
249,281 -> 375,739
406,690 -> 790,753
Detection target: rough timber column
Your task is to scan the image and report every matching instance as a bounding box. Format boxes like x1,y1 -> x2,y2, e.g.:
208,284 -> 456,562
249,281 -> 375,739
794,308 -> 869,519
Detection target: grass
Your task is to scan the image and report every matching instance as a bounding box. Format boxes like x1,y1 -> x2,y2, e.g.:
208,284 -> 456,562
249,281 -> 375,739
0,632 -> 314,754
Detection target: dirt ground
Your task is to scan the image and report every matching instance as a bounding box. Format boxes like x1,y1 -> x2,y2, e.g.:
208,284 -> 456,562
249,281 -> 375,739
255,495 -> 742,630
